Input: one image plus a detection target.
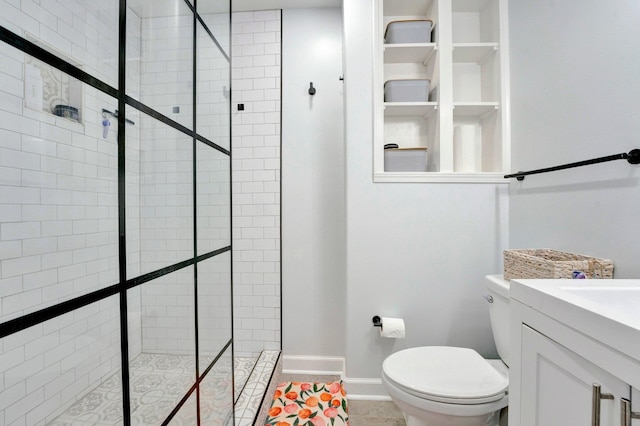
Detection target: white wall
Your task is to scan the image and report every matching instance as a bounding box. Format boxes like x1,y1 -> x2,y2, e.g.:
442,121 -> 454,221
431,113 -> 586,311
281,8 -> 346,359
508,0 -> 640,277
342,0 -> 508,396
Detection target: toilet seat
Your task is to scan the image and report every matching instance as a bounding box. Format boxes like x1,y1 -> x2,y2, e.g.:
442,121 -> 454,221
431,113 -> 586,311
382,346 -> 508,404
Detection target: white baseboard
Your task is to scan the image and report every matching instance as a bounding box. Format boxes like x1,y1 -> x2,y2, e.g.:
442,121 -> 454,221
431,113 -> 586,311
282,354 -> 345,376
342,377 -> 391,400
281,355 -> 391,400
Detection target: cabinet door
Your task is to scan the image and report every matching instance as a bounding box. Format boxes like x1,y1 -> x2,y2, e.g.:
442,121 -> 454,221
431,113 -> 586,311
520,325 -> 630,426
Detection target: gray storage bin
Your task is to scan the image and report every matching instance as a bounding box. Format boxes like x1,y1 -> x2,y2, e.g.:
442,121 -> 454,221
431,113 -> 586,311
385,20 -> 433,44
384,148 -> 428,172
384,79 -> 430,102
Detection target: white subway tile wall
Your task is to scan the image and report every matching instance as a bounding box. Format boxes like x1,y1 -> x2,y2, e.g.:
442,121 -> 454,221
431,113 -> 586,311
231,10 -> 281,358
133,9 -> 194,130
136,267 -> 196,357
197,19 -> 232,152
200,10 -> 231,62
0,297 -> 122,425
0,75 -> 121,323
0,0 -> 120,87
127,109 -> 194,279
197,253 -> 232,371
197,142 -> 231,255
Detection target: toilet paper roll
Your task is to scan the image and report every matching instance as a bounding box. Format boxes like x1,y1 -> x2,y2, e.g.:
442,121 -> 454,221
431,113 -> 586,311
379,317 -> 406,339
453,125 -> 481,172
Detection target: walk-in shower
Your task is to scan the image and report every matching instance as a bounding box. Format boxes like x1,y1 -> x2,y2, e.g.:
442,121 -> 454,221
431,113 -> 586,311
0,0 -> 239,424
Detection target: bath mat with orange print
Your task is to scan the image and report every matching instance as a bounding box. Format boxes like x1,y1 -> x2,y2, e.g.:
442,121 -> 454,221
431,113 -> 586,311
266,381 -> 348,426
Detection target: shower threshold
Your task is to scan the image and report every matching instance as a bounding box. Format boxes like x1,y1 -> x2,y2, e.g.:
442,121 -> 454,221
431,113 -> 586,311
234,350 -> 281,426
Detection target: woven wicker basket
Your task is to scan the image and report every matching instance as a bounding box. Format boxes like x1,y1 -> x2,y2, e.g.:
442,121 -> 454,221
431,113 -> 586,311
504,249 -> 614,280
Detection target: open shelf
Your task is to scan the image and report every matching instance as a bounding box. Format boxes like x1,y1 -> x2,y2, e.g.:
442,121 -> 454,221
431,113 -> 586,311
453,102 -> 499,117
452,43 -> 498,63
384,44 -> 437,64
384,102 -> 438,117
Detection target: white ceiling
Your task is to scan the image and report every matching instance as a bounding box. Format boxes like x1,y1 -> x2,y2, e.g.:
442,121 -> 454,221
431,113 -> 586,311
128,0 -> 342,18
232,0 -> 342,12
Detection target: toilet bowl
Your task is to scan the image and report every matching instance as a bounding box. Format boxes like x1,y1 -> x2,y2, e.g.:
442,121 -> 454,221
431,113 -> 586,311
381,275 -> 511,426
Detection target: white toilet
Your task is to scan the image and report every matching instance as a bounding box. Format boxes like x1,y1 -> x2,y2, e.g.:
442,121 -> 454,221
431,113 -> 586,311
382,275 -> 510,426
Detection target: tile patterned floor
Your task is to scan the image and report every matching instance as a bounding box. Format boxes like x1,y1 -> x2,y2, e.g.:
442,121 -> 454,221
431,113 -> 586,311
49,353 -> 240,426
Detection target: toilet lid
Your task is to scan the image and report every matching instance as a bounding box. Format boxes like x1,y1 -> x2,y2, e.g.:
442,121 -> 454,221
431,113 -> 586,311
382,347 -> 508,403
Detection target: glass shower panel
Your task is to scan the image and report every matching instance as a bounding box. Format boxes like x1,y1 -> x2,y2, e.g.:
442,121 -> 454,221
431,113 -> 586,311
197,252 -> 232,371
198,0 -> 230,58
197,22 -> 231,151
0,0 -> 120,87
126,0 -> 194,130
167,390 -> 197,425
125,106 -> 193,279
0,295 -> 122,425
200,346 -> 234,425
197,142 -> 231,255
0,43 -> 119,323
127,265 -> 196,426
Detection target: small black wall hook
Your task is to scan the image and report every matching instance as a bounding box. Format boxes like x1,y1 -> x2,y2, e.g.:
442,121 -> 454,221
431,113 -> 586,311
308,82 -> 316,95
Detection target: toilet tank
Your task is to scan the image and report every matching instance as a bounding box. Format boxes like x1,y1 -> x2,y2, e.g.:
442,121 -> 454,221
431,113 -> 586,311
485,274 -> 511,366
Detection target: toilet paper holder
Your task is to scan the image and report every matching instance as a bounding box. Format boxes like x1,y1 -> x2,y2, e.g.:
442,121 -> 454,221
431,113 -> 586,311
372,315 -> 382,327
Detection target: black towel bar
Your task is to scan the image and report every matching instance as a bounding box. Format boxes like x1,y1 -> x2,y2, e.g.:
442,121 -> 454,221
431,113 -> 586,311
504,149 -> 640,181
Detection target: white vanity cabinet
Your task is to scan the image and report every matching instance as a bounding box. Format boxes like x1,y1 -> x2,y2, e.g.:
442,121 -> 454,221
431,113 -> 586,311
520,325 -> 630,425
510,279 -> 640,426
373,0 -> 511,182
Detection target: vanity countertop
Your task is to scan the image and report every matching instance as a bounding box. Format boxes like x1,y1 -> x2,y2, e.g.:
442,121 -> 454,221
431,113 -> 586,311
510,279 -> 640,364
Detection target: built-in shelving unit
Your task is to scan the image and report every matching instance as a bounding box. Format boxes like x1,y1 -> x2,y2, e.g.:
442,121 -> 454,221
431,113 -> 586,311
373,0 -> 510,182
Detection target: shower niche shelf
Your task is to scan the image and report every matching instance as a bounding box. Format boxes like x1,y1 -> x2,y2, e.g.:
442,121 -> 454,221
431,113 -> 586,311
24,35 -> 84,127
373,0 -> 510,182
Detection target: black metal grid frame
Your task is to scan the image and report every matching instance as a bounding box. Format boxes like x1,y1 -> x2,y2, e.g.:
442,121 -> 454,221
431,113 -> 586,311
0,0 -> 233,424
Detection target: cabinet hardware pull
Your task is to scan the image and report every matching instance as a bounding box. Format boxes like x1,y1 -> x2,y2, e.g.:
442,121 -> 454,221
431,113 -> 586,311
592,384 -> 614,426
621,398 -> 640,426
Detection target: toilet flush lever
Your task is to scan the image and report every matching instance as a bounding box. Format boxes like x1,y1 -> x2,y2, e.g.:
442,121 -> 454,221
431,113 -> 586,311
483,295 -> 493,303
